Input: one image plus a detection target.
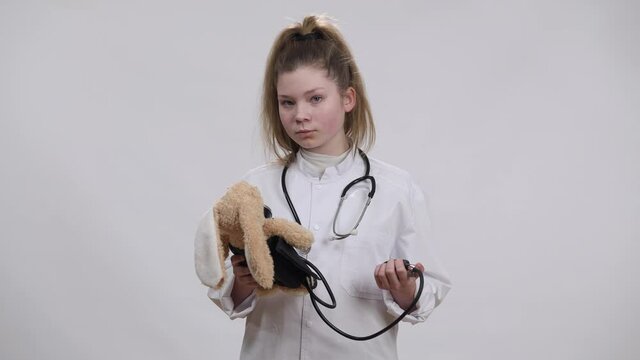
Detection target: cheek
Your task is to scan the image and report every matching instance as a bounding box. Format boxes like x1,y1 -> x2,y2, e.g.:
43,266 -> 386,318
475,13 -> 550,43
279,112 -> 298,138
319,106 -> 346,132
278,108 -> 293,125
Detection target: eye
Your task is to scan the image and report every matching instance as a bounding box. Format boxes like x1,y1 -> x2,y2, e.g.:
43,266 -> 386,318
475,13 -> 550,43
280,99 -> 294,107
310,95 -> 323,103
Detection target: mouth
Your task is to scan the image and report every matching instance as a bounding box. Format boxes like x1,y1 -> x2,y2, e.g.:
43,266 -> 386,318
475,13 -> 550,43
296,129 -> 315,135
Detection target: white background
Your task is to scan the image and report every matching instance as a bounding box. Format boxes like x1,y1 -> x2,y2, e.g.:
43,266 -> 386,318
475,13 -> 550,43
1,0 -> 638,359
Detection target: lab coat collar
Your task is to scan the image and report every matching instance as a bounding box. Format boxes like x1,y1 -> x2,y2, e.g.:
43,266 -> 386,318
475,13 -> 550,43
293,147 -> 361,181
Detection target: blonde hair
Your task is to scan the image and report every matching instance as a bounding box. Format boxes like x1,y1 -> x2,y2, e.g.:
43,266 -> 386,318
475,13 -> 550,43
261,15 -> 375,164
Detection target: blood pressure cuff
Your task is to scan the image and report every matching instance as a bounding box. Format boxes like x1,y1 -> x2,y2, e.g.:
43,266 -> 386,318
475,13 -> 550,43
269,235 -> 318,288
228,206 -> 318,290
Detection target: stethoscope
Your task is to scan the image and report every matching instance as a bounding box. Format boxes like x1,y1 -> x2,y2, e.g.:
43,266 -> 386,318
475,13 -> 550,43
281,148 -> 376,240
278,148 -> 424,341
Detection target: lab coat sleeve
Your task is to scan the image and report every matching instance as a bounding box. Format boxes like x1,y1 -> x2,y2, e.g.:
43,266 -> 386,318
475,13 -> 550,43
194,208 -> 257,319
207,260 -> 258,319
383,180 -> 452,324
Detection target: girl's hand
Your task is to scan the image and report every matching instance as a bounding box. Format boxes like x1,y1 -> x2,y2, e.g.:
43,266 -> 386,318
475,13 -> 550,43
374,259 -> 425,311
230,255 -> 258,307
231,255 -> 258,287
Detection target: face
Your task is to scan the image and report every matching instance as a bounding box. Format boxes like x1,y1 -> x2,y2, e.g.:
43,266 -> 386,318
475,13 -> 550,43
276,66 -> 355,156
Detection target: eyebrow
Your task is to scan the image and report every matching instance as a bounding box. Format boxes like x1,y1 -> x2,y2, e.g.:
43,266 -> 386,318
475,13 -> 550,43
278,87 -> 325,98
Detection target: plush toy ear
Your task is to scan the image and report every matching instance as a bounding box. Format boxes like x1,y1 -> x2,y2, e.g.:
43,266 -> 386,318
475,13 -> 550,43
194,207 -> 226,289
234,183 -> 275,290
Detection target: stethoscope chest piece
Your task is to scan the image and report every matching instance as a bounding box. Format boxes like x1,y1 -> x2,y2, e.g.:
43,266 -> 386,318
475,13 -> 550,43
282,148 -> 376,241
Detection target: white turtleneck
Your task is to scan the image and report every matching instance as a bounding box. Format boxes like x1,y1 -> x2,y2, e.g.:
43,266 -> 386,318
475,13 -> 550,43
299,148 -> 352,179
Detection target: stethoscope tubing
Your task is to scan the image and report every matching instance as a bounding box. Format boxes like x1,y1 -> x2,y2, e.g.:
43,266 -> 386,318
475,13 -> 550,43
281,149 -> 424,341
303,266 -> 424,341
281,149 -> 375,239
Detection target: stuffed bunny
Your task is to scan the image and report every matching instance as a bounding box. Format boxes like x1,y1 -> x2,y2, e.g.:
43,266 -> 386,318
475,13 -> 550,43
195,181 -> 314,294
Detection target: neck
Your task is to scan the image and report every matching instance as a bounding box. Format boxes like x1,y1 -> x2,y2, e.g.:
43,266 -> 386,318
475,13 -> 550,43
308,135 -> 350,156
299,147 -> 352,178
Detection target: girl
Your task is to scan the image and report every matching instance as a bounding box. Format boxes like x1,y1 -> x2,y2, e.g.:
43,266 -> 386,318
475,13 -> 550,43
200,15 -> 451,360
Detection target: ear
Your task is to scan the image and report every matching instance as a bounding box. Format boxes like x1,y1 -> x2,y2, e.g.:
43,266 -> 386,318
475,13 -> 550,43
194,207 -> 226,289
342,87 -> 356,113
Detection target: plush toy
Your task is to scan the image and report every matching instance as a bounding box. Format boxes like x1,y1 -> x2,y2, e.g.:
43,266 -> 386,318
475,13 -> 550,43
195,181 -> 314,295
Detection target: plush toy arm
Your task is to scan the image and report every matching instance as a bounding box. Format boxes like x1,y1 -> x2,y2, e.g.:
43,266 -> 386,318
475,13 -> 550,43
194,208 -> 225,289
263,218 -> 314,252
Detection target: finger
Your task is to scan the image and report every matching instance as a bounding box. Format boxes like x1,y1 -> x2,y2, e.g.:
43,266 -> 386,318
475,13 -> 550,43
377,263 -> 390,289
374,264 -> 383,289
238,276 -> 258,287
415,262 -> 425,273
231,255 -> 247,266
236,271 -> 256,283
234,265 -> 254,277
394,259 -> 409,283
385,259 -> 401,290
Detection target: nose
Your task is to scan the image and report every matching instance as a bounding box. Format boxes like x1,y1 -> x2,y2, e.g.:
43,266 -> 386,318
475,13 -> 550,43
294,103 -> 311,123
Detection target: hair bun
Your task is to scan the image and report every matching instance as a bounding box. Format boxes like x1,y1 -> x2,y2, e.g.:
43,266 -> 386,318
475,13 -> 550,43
300,15 -> 320,34
291,15 -> 325,41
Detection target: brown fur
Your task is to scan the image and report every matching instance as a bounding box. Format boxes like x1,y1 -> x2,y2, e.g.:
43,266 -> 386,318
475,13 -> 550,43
213,181 -> 314,294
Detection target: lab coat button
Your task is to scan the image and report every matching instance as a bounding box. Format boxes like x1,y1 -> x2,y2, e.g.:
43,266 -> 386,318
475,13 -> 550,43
306,320 -> 312,327
313,224 -> 320,231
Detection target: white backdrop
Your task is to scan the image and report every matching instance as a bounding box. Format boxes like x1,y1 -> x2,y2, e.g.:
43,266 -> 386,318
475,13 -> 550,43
1,0 -> 638,359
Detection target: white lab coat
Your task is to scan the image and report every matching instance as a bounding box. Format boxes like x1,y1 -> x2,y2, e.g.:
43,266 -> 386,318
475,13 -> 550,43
195,150 -> 451,360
